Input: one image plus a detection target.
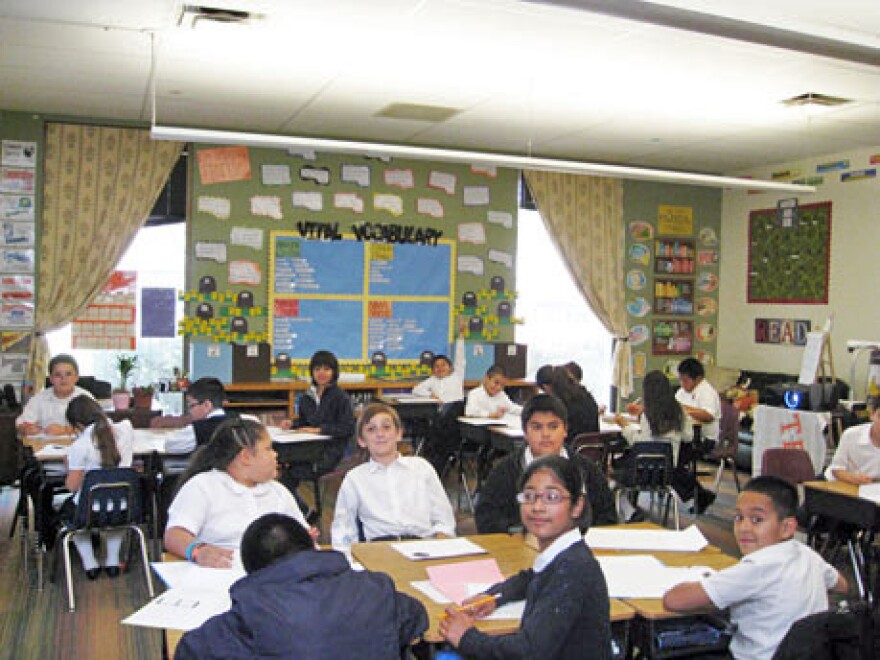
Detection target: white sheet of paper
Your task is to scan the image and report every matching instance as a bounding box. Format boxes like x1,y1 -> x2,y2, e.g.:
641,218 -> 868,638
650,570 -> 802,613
334,192 -> 364,213
341,164 -> 370,187
457,223 -> 486,245
459,417 -> 508,426
132,432 -> 167,454
392,538 -> 488,561
195,241 -> 227,263
122,586 -> 232,631
411,579 -> 453,604
385,169 -> 414,189
151,558 -> 245,591
463,186 -> 490,206
292,191 -> 323,211
196,196 -> 231,220
230,226 -> 264,250
596,555 -> 715,598
488,249 -> 513,268
261,164 -> 291,185
428,171 -> 456,195
465,583 -> 525,621
267,429 -> 330,443
584,524 -> 708,552
416,198 -> 443,218
228,260 -> 261,285
374,193 -> 403,216
457,255 -> 484,276
250,195 -> 283,220
858,482 -> 880,503
287,147 -> 316,160
35,444 -> 70,458
487,210 -> 513,229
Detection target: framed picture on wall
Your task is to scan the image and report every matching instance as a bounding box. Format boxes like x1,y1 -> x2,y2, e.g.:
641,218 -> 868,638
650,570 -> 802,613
651,319 -> 693,355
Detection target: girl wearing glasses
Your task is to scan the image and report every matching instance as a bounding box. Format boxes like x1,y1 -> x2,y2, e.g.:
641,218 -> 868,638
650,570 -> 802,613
164,418 -> 315,568
440,455 -> 612,659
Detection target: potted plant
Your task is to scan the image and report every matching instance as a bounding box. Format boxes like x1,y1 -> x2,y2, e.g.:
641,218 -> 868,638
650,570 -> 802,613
112,354 -> 138,411
132,384 -> 155,409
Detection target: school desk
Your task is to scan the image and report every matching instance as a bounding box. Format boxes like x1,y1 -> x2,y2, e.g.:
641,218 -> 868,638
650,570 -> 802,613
803,479 -> 880,601
351,533 -> 635,645
379,394 -> 440,453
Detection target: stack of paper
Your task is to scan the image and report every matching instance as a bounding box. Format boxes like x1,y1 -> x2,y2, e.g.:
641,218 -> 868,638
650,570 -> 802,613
584,524 -> 708,552
426,558 -> 504,604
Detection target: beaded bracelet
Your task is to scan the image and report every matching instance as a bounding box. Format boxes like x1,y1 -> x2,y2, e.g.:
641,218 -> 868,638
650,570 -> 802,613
185,541 -> 205,562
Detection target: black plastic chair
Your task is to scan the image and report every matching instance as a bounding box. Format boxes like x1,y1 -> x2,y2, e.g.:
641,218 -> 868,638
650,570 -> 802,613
772,600 -> 869,660
614,440 -> 680,529
56,467 -> 154,610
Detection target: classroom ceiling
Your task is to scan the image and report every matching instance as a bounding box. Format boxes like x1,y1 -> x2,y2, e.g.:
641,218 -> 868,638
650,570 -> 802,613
2,0 -> 880,175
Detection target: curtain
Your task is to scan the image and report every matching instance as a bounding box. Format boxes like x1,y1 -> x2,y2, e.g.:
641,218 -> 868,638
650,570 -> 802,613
523,171 -> 632,398
26,124 -> 183,389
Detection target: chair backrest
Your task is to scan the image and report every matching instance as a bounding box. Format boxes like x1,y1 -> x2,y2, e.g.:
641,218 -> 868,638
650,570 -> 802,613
627,441 -> 674,488
772,602 -> 867,660
760,447 -> 816,485
572,433 -> 609,471
74,467 -> 144,529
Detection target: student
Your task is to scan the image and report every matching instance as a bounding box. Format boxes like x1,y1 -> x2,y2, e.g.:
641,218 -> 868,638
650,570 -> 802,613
476,394 -> 617,533
164,377 -> 238,455
331,402 -> 455,554
16,354 -> 93,436
824,394 -> 880,483
465,365 -> 522,420
674,357 -> 721,444
440,455 -> 612,659
663,475 -> 848,660
175,513 -> 428,659
164,418 -> 314,568
536,364 -> 600,438
412,321 -> 466,403
63,395 -> 134,579
281,349 -> 355,475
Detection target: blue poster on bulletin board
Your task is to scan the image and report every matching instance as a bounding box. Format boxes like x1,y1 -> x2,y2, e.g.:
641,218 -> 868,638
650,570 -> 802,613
273,237 -> 364,295
367,301 -> 449,360
273,299 -> 363,360
141,288 -> 176,338
368,243 -> 452,297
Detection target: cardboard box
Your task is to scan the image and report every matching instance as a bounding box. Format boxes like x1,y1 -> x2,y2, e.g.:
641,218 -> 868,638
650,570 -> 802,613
494,343 -> 527,380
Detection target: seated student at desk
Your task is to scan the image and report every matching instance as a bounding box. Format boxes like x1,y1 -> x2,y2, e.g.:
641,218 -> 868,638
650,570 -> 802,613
673,357 -> 721,446
824,395 -> 880,484
164,377 -> 239,455
176,513 -> 428,659
412,321 -> 466,403
164,418 -> 314,568
441,455 -> 612,659
466,365 -> 523,420
280,350 -> 355,476
63,395 -> 134,579
16,354 -> 93,436
476,394 -> 617,534
331,403 -> 455,554
663,476 -> 847,660
536,364 -> 600,438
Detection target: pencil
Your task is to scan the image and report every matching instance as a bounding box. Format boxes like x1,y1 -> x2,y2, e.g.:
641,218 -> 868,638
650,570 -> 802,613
441,594 -> 499,619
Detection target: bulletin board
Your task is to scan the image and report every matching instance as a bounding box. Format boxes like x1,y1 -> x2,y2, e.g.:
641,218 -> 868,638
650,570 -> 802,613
269,233 -> 454,364
747,202 -> 831,304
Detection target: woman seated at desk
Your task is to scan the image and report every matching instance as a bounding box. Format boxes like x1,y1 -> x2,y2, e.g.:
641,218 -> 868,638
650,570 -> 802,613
16,354 -> 93,437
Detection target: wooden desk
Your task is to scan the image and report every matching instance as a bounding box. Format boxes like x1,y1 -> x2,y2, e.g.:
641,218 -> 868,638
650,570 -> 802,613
380,395 -> 440,452
351,533 -> 635,643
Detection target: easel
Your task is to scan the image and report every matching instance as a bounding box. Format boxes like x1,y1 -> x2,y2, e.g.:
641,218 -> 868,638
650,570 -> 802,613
799,322 -> 840,447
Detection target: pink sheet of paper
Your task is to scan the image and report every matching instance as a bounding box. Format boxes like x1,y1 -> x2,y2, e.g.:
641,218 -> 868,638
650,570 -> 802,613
426,558 -> 504,604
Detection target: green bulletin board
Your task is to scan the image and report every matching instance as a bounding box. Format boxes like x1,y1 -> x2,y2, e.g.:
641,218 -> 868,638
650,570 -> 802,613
747,201 -> 831,304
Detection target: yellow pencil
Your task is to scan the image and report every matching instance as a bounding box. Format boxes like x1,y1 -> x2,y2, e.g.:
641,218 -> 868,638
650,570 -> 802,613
441,594 -> 499,619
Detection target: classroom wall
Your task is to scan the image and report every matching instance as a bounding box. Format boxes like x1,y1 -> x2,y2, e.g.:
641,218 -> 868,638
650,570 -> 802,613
718,144 -> 880,398
622,181 -> 723,400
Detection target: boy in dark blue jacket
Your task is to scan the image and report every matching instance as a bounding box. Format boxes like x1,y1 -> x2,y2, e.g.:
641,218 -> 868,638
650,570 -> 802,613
176,513 -> 428,659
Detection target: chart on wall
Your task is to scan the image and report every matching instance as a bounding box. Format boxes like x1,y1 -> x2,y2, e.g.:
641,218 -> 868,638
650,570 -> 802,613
269,232 -> 454,367
747,202 -> 831,304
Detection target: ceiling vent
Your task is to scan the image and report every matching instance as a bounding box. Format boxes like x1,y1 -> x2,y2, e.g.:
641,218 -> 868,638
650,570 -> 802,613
374,103 -> 462,123
178,5 -> 262,28
781,93 -> 852,108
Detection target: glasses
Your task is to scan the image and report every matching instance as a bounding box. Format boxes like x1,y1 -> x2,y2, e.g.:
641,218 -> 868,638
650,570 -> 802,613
516,491 -> 571,506
186,400 -> 203,410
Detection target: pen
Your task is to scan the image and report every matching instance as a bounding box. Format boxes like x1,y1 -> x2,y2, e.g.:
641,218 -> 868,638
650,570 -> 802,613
441,594 -> 500,619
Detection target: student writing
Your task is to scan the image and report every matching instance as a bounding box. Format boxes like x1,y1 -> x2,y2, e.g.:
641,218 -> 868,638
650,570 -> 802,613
465,365 -> 522,420
331,402 -> 455,553
440,455 -> 612,659
663,475 -> 848,660
175,513 -> 428,659
164,418 -> 314,568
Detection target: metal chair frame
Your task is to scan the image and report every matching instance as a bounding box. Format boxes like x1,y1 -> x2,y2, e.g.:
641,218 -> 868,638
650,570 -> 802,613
614,441 -> 681,530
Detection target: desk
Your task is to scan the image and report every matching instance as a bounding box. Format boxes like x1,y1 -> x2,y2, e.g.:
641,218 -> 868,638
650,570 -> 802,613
380,395 -> 440,453
803,480 -> 880,601
351,533 -> 635,644
270,430 -> 333,517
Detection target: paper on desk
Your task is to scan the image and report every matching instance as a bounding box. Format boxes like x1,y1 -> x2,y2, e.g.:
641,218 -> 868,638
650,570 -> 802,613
267,428 -> 329,443
151,557 -> 245,592
411,579 -> 452,604
585,524 -> 708,552
35,444 -> 69,458
122,586 -> 231,631
858,482 -> 880,503
391,537 -> 488,561
596,555 -> 715,598
465,583 -> 525,621
426,558 -> 504,604
132,432 -> 167,454
459,417 -> 508,426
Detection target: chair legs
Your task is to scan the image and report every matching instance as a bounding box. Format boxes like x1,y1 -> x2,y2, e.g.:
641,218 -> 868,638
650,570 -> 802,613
711,457 -> 741,495
616,487 -> 681,530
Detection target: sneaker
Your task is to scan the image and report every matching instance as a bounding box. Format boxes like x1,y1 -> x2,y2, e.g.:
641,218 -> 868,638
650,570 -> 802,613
85,568 -> 101,580
105,566 -> 121,578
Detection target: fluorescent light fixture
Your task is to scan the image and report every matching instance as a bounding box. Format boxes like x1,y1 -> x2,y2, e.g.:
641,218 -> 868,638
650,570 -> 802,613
150,124 -> 815,193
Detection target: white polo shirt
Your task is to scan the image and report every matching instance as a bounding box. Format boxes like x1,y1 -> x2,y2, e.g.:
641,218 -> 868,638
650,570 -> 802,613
166,469 -> 307,548
675,378 -> 721,441
824,422 -> 880,480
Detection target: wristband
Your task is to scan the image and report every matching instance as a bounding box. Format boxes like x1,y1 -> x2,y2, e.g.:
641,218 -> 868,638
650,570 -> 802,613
185,541 -> 206,562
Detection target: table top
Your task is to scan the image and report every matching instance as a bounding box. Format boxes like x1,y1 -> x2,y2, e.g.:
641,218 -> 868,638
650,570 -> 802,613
803,479 -> 861,497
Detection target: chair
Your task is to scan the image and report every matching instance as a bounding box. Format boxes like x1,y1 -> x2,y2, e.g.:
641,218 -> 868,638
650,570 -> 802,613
709,398 -> 742,494
572,432 -> 611,475
19,462 -> 59,590
56,467 -> 154,610
760,447 -> 817,484
613,441 -> 680,529
772,600 -> 869,660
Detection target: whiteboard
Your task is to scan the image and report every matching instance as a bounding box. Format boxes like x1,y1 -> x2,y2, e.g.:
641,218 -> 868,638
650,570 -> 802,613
798,331 -> 824,385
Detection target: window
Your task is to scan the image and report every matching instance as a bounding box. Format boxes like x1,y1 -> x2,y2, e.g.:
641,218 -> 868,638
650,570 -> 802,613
515,208 -> 613,405
47,222 -> 185,389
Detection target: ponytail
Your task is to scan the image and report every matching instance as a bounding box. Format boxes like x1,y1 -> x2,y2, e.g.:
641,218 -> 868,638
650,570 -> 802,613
66,394 -> 120,467
176,418 -> 266,493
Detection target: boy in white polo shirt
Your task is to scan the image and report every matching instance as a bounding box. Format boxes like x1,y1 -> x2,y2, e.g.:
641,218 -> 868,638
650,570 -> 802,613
825,395 -> 880,484
663,476 -> 848,660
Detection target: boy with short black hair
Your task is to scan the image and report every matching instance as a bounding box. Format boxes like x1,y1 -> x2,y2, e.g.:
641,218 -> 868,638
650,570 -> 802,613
165,377 -> 238,454
465,365 -> 522,419
825,395 -> 880,484
663,475 -> 848,660
176,513 -> 428,659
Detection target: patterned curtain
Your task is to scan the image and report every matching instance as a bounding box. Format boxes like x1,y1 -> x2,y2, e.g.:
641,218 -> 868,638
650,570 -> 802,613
27,124 -> 183,389
523,171 -> 632,397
